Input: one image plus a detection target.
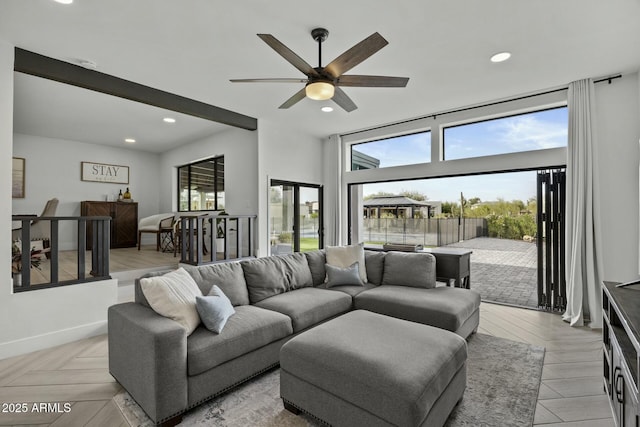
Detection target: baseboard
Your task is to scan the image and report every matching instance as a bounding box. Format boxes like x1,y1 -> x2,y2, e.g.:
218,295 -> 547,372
0,320 -> 107,360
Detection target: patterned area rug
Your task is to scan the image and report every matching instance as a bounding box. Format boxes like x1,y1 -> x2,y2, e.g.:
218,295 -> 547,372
114,333 -> 544,426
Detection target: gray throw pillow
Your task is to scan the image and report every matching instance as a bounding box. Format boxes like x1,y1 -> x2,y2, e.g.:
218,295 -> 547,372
195,285 -> 236,334
325,262 -> 363,288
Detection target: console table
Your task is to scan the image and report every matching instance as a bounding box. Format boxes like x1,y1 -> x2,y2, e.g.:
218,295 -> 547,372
366,245 -> 472,289
602,281 -> 640,427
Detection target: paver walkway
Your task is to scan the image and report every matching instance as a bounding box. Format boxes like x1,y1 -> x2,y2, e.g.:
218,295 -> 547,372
445,237 -> 538,308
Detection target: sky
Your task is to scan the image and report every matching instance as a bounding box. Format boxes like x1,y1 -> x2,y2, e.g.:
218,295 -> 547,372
356,107 -> 568,203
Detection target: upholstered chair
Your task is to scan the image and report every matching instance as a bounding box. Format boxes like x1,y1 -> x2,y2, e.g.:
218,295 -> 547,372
12,197 -> 59,242
137,213 -> 175,251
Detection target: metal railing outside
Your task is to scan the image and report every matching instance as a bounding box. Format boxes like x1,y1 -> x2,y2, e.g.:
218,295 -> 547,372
363,217 -> 487,247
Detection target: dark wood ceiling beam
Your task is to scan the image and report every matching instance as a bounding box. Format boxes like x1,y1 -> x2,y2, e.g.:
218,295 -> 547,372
14,48 -> 257,131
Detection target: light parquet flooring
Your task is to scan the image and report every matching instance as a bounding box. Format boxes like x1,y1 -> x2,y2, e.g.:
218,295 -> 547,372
478,303 -> 613,426
0,301 -> 613,426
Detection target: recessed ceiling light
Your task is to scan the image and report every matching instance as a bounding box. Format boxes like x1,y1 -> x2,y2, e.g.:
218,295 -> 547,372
124,138 -> 136,144
490,52 -> 511,63
321,106 -> 334,112
163,117 -> 176,123
54,0 -> 73,4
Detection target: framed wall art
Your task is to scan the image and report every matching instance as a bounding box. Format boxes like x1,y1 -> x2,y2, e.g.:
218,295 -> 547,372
81,161 -> 129,184
12,157 -> 25,198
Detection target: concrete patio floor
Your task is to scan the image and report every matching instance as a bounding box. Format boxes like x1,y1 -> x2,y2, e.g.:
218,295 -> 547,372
445,237 -> 539,308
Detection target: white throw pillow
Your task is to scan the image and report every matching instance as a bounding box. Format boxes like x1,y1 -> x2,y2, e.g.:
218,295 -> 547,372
140,267 -> 203,335
325,243 -> 367,283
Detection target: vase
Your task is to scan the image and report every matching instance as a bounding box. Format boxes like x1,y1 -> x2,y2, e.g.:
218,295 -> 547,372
12,272 -> 22,287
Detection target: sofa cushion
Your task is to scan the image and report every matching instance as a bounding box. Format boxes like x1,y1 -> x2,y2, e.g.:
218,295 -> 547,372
187,305 -> 292,376
184,262 -> 249,306
139,267 -> 203,336
320,281 -> 377,297
355,285 -> 481,335
364,250 -> 385,286
195,286 -> 235,334
254,287 -> 352,332
242,253 -> 313,304
280,253 -> 314,290
325,262 -> 363,288
382,251 -> 436,288
326,243 -> 367,283
304,249 -> 326,286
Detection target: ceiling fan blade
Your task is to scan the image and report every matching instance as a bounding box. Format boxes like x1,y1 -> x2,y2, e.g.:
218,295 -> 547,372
336,75 -> 409,88
332,87 -> 357,112
258,34 -> 320,77
279,88 -> 307,109
324,32 -> 388,78
230,78 -> 307,83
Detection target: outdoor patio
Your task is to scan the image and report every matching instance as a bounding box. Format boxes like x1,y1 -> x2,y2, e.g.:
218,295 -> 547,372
445,237 -> 539,308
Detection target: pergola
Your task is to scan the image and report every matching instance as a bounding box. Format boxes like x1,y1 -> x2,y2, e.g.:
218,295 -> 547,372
363,195 -> 440,219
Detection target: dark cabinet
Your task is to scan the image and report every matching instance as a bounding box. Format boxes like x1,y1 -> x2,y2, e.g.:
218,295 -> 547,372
81,201 -> 138,248
603,282 -> 640,427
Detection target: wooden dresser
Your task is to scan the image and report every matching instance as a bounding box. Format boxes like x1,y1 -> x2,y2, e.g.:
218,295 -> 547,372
81,201 -> 138,248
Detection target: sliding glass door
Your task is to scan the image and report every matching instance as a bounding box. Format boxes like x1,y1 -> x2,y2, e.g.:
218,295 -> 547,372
270,180 -> 323,254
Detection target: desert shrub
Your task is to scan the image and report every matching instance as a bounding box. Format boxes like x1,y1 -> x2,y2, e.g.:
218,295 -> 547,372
487,214 -> 536,240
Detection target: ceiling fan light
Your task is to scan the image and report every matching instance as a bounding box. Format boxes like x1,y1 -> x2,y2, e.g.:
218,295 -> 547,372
305,81 -> 335,101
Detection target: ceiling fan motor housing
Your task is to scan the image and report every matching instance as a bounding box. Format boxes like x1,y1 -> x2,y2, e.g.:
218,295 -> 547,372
311,28 -> 329,43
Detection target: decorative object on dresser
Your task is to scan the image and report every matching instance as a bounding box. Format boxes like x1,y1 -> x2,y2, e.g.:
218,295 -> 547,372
81,201 -> 138,248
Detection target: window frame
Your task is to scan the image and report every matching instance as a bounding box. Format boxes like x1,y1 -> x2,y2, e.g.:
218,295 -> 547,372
350,130 -> 432,171
177,155 -> 224,212
340,89 -> 568,244
442,105 -> 568,161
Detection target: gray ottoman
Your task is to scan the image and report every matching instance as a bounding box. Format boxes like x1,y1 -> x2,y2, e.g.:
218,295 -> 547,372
280,310 -> 467,427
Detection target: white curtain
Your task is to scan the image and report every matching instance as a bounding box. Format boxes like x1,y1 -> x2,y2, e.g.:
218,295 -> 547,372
323,134 -> 342,246
563,78 -> 603,328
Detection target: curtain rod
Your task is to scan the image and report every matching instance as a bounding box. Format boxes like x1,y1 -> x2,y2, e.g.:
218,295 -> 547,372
341,74 -> 623,137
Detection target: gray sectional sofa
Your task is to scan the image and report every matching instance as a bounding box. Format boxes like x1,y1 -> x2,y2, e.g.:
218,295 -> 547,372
108,249 -> 481,426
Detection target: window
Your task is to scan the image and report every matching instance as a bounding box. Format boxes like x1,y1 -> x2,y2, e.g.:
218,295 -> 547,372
351,131 -> 431,170
178,156 -> 224,212
443,107 -> 567,160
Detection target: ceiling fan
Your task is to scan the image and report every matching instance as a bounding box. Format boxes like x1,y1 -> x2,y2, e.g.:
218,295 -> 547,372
230,28 -> 409,112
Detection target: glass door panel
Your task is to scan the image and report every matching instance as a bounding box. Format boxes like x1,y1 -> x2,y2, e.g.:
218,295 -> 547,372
299,186 -> 321,252
270,181 -> 323,254
270,184 -> 295,255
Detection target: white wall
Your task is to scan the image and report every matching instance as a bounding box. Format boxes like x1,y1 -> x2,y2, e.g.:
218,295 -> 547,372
595,72 -> 640,282
159,126 -> 259,215
257,119 -> 324,256
0,42 -> 118,360
12,133 -> 161,249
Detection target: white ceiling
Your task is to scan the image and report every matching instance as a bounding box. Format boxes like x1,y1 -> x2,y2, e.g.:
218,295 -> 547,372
2,0 -> 640,152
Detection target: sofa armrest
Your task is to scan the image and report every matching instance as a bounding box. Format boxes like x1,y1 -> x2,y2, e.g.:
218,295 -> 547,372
108,302 -> 187,424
